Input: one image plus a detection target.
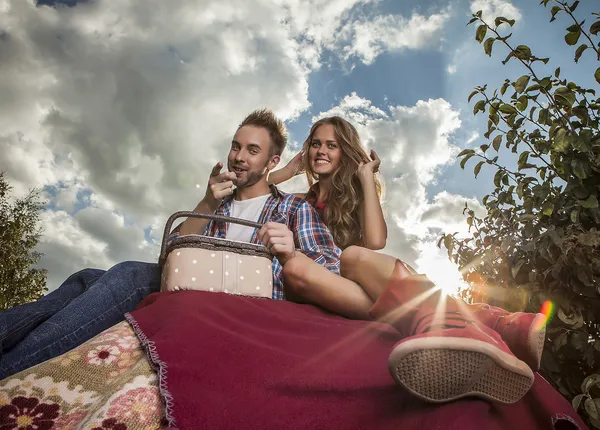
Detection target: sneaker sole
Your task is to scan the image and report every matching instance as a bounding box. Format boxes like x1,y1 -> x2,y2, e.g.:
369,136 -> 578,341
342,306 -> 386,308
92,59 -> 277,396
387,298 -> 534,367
525,313 -> 546,372
389,336 -> 534,404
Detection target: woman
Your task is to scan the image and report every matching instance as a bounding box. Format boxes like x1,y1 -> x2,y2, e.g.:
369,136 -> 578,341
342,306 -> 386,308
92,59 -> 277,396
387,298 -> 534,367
268,117 -> 398,320
269,116 -> 545,405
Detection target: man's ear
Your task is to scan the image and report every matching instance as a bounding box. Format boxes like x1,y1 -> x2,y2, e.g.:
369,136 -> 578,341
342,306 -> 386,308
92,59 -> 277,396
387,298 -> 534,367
268,154 -> 281,171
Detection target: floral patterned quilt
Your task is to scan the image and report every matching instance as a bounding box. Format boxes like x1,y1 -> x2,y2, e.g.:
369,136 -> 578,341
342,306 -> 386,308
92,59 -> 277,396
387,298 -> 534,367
0,321 -> 164,430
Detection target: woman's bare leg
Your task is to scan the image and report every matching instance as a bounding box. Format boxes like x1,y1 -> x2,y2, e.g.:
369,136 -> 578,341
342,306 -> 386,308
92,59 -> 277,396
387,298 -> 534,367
283,252 -> 374,320
340,246 -> 414,301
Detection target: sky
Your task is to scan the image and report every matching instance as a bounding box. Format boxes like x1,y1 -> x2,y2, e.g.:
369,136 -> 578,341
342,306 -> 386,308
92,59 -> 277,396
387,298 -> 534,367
1,0 -> 597,293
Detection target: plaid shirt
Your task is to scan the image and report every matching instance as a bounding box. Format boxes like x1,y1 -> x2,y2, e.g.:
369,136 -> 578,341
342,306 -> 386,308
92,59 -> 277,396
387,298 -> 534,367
170,185 -> 341,300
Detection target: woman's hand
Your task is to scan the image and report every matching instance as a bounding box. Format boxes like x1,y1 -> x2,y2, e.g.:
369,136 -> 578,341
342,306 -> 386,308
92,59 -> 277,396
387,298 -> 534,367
358,150 -> 381,180
286,150 -> 306,176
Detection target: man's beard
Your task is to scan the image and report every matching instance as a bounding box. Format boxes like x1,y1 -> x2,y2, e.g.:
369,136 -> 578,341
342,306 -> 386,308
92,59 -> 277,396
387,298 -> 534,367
229,162 -> 268,189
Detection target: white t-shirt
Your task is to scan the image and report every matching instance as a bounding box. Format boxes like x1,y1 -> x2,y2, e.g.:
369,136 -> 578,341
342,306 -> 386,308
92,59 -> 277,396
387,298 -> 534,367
225,194 -> 270,243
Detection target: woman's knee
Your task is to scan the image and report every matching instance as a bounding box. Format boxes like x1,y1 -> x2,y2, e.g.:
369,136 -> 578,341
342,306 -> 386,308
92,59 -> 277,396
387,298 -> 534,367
340,245 -> 368,277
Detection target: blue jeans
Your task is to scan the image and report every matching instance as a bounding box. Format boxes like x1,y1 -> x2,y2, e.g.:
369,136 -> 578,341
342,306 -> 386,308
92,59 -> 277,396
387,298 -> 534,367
0,261 -> 161,379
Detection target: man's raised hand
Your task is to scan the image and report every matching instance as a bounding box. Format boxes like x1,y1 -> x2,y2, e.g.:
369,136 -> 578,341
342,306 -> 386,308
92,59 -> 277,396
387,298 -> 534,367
257,222 -> 296,264
204,162 -> 236,210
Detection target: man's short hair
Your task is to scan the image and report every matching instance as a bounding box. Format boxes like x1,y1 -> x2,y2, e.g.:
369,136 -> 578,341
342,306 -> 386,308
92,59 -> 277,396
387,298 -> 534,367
239,109 -> 287,156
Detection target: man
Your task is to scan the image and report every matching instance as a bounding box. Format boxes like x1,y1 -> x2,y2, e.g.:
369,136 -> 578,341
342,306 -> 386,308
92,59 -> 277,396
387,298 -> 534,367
0,109 -> 341,379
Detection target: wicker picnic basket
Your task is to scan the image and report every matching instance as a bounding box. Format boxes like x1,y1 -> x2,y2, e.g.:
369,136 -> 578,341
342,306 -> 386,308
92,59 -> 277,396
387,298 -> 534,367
159,212 -> 274,299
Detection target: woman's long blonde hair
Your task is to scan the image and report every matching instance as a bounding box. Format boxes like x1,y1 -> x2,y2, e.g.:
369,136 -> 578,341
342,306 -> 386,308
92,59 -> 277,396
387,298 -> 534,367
302,116 -> 384,249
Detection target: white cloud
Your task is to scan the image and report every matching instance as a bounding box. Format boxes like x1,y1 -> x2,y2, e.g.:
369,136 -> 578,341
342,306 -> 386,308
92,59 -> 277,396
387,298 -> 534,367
277,0 -> 450,66
466,131 -> 480,144
338,11 -> 450,65
447,64 -> 457,74
1,0 -> 320,290
1,0 -> 458,291
470,0 -> 521,23
420,191 -> 485,234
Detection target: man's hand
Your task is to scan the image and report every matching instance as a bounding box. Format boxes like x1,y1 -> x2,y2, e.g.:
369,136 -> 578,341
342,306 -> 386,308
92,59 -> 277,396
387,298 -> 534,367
258,222 -> 296,264
204,162 -> 236,210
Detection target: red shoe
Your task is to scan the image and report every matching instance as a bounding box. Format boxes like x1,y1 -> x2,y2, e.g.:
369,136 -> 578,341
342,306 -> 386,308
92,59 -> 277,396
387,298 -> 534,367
370,271 -> 534,403
468,304 -> 546,372
388,312 -> 534,404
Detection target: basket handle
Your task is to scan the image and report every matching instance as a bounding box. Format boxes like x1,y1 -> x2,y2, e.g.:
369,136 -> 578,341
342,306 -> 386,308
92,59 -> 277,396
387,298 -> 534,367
159,211 -> 263,264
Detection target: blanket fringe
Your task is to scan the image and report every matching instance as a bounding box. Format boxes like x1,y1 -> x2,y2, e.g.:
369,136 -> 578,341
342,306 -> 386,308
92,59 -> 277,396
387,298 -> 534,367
125,312 -> 178,429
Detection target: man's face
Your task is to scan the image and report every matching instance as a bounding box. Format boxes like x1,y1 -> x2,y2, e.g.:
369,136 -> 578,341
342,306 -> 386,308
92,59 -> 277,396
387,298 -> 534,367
227,125 -> 275,188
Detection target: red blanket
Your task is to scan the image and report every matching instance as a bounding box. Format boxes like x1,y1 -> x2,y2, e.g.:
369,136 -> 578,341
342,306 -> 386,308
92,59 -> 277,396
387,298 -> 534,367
127,291 -> 586,430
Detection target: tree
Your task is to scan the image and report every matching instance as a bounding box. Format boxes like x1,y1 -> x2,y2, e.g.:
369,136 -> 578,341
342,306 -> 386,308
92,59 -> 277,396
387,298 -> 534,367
439,2 -> 600,428
0,172 -> 47,310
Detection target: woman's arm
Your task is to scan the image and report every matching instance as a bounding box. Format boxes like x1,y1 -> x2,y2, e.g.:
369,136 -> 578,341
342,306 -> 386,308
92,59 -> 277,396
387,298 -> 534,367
357,151 -> 387,250
268,151 -> 305,185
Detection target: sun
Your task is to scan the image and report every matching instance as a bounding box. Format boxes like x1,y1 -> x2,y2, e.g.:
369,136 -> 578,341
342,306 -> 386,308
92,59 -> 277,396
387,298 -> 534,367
417,257 -> 466,297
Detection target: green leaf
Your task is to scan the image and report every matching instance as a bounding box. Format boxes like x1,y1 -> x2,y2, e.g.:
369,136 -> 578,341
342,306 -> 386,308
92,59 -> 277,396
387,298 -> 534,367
553,332 -> 568,352
495,16 -> 515,27
493,169 -> 503,188
555,87 -> 577,107
467,17 -> 479,25
595,68 -> 600,85
492,135 -> 502,151
572,132 -> 591,152
553,128 -> 569,152
516,95 -> 528,111
473,100 -> 486,115
502,51 -> 514,65
468,90 -> 479,102
518,151 -> 530,167
569,1 -> 579,11
515,75 -> 530,93
585,397 -> 600,420
572,159 -> 587,179
555,89 -> 576,108
565,31 -> 581,46
458,149 -> 475,157
554,67 -> 561,78
579,231 -> 600,247
511,259 -> 524,278
483,37 -> 495,56
514,45 -> 532,60
480,144 -> 489,153
460,153 -> 475,169
581,194 -> 599,209
538,108 -> 550,125
474,160 -> 485,177
575,44 -> 588,62
550,5 -> 561,21
582,375 -> 600,394
516,182 -> 525,199
591,21 -> 600,35
476,25 -> 487,43
571,208 -> 580,223
499,104 -> 517,114
542,200 -> 554,216
490,112 -> 499,125
572,394 -> 584,411
539,77 -> 551,89
571,331 -> 589,350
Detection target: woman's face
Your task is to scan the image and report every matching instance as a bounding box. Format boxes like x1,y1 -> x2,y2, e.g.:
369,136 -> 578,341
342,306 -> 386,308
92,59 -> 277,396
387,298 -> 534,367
308,124 -> 342,177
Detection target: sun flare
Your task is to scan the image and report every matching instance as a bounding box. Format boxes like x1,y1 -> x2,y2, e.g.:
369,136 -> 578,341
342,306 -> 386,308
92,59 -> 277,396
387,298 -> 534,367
417,256 -> 466,298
